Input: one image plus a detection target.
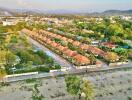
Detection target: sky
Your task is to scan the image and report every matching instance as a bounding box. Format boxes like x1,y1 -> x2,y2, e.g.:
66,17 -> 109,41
0,0 -> 132,12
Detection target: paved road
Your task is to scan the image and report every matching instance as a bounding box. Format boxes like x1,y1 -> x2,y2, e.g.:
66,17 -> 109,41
3,65 -> 132,83
26,35 -> 75,70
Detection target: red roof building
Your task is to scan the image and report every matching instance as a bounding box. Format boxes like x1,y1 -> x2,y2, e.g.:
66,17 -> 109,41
61,37 -> 68,42
46,39 -> 53,44
88,46 -> 106,57
73,54 -> 90,65
63,49 -> 78,57
79,44 -> 89,50
67,39 -> 73,43
42,37 -> 47,42
38,35 -> 43,39
57,45 -> 68,52
101,42 -> 117,49
56,35 -> 63,39
50,42 -> 59,48
72,41 -> 81,47
46,32 -> 53,37
52,34 -> 58,38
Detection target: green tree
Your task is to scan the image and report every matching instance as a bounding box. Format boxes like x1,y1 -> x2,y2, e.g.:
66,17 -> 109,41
109,36 -> 123,44
17,50 -> 32,63
6,51 -> 16,66
65,75 -> 81,95
0,69 -> 6,82
0,33 -> 6,49
89,54 -> 96,65
0,50 -> 16,67
67,42 -> 76,51
80,80 -> 94,100
105,52 -> 119,63
107,24 -> 124,36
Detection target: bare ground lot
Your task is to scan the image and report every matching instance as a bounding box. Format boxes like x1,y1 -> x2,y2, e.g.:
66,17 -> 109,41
0,69 -> 132,100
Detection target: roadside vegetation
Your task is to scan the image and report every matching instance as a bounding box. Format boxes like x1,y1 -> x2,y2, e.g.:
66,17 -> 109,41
0,22 -> 61,78
65,75 -> 94,100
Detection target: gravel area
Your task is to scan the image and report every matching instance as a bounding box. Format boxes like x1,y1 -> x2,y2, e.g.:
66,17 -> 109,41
0,69 -> 132,100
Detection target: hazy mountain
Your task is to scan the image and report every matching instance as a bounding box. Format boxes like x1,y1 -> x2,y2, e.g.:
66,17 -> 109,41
0,7 -> 13,16
102,10 -> 132,15
0,7 -> 132,16
103,10 -> 132,13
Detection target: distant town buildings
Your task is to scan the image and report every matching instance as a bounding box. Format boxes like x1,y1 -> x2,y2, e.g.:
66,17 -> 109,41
2,19 -> 18,26
120,16 -> 131,21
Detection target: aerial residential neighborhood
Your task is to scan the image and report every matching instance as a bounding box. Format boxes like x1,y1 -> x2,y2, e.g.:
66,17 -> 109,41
0,0 -> 132,100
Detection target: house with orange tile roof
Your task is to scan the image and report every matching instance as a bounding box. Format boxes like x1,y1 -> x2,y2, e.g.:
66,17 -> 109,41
50,42 -> 59,48
42,31 -> 48,35
40,30 -> 49,36
52,34 -> 58,38
22,29 -> 33,36
67,39 -> 73,43
56,35 -> 63,39
72,41 -> 81,47
73,54 -> 90,65
61,37 -> 68,41
42,33 -> 47,37
38,34 -> 43,39
57,45 -> 68,52
42,37 -> 47,42
79,44 -> 89,50
88,46 -> 106,57
31,31 -> 38,37
63,49 -> 78,57
46,39 -> 52,44
100,42 -> 117,49
39,29 -> 43,34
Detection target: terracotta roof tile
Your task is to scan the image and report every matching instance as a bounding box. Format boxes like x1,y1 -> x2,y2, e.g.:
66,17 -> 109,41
56,35 -> 63,39
80,44 -> 89,50
72,41 -> 81,47
67,39 -> 73,43
46,39 -> 52,44
52,34 -> 57,38
50,42 -> 59,48
63,49 -> 78,57
73,54 -> 90,65
101,42 -> 116,49
88,46 -> 106,57
61,37 -> 68,41
42,37 -> 47,42
57,45 -> 68,52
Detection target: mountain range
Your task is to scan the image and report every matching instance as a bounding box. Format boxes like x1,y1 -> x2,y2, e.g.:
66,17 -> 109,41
0,7 -> 132,16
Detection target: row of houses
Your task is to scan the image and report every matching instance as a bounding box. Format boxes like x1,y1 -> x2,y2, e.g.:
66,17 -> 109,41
22,28 -> 119,63
38,29 -> 119,62
21,29 -> 91,66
